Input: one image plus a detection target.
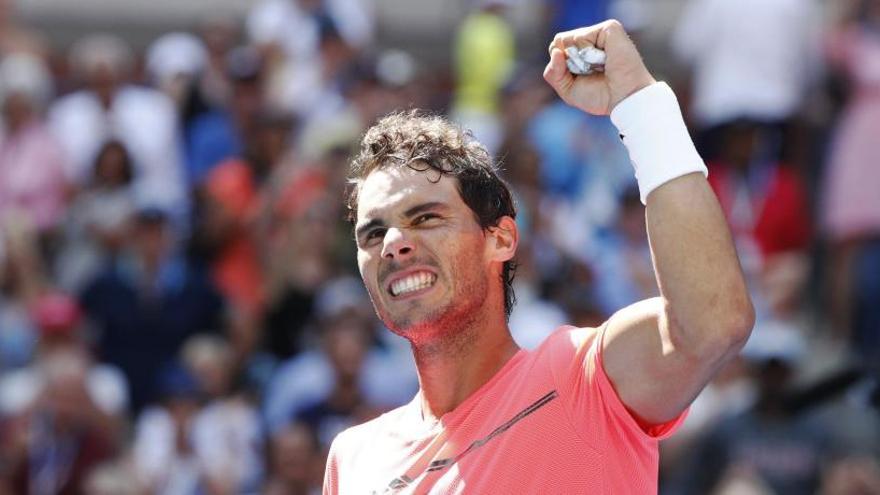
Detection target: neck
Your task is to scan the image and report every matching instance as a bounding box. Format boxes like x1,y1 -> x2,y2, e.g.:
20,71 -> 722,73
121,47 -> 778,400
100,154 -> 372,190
412,308 -> 519,422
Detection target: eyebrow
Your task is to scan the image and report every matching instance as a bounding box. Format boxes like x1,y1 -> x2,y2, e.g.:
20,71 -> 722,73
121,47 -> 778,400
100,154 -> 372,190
355,218 -> 385,241
402,201 -> 448,218
355,201 -> 449,241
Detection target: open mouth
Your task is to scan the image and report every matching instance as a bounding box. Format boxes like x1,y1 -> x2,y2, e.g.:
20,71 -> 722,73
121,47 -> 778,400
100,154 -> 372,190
388,271 -> 438,297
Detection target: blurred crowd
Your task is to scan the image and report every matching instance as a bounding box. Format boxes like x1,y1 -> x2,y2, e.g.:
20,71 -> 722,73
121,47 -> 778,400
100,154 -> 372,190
0,0 -> 878,493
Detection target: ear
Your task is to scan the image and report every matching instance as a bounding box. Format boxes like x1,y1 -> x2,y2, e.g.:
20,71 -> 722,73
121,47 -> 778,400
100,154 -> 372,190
485,216 -> 518,263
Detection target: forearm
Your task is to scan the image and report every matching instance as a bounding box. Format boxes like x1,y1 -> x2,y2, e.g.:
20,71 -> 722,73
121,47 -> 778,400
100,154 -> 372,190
645,173 -> 753,356
606,79 -> 753,355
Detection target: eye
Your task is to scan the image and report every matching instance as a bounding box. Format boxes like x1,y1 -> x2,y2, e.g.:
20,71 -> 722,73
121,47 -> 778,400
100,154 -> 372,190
367,228 -> 386,241
413,213 -> 439,225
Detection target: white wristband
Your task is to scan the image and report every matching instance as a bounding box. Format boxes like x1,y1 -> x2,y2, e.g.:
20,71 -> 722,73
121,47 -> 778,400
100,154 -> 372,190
610,82 -> 708,204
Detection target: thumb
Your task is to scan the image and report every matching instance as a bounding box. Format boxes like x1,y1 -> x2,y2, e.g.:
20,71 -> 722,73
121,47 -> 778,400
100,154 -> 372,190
543,47 -> 574,99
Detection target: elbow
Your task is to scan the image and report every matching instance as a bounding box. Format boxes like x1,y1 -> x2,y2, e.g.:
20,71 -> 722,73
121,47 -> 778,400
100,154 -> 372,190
710,289 -> 755,359
669,291 -> 755,362
724,294 -> 755,352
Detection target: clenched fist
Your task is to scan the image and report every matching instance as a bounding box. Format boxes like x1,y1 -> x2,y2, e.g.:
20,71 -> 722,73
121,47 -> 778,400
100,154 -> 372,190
543,19 -> 655,115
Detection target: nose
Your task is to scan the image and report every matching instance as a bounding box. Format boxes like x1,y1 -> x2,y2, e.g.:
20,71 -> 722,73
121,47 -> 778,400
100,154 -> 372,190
381,227 -> 415,260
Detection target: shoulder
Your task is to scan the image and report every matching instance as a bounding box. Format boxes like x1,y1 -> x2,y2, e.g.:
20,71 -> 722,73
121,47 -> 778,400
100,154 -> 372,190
117,85 -> 172,107
532,325 -> 600,362
48,91 -> 97,120
525,325 -> 604,394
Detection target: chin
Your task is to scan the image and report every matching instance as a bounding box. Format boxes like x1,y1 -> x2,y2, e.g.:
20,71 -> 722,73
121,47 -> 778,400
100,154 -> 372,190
378,300 -> 481,348
380,307 -> 445,342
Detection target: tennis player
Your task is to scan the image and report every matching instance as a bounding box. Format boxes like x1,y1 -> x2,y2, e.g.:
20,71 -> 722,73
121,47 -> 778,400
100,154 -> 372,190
324,19 -> 754,494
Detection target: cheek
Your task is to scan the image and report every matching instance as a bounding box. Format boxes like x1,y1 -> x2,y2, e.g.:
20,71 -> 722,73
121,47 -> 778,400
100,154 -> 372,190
357,250 -> 377,287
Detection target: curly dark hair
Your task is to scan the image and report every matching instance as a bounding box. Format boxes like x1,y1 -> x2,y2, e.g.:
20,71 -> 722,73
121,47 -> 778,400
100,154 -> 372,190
345,110 -> 518,318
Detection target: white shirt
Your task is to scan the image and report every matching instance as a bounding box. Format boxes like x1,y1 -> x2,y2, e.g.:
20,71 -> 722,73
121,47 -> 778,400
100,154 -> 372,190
0,363 -> 129,416
47,86 -> 186,215
672,0 -> 822,126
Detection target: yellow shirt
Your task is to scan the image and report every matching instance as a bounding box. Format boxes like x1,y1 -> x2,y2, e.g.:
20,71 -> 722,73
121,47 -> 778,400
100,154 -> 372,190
453,12 -> 515,115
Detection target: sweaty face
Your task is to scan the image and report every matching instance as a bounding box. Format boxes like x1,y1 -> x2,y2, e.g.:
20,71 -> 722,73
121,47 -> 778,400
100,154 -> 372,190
355,166 -> 491,344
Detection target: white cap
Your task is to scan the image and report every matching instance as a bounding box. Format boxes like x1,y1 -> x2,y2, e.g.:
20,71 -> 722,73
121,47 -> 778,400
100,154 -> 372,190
146,32 -> 208,84
0,53 -> 53,108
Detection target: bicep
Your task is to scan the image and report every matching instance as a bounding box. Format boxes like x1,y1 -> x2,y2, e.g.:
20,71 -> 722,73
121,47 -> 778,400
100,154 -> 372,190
600,297 -> 727,424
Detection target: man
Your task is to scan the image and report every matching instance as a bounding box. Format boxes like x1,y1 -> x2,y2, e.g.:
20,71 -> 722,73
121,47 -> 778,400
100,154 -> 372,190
324,20 -> 754,493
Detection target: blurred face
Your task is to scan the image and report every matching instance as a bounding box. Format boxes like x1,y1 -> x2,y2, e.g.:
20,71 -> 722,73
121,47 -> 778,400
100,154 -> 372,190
355,167 -> 491,344
134,220 -> 169,264
87,64 -> 119,107
325,320 -> 368,378
1,92 -> 33,130
723,126 -> 760,168
190,355 -> 231,398
272,423 -> 317,485
44,357 -> 91,431
94,144 -> 129,187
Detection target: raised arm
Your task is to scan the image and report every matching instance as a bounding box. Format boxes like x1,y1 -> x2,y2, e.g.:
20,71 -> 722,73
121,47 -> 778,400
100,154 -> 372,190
543,20 -> 754,424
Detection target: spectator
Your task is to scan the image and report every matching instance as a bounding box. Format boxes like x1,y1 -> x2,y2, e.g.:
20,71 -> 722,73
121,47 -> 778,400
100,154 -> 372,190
0,53 -> 68,236
822,0 -> 880,359
259,139 -> 354,359
1,349 -> 117,495
81,208 -> 225,412
183,335 -> 265,493
131,364 -> 205,495
0,217 -> 47,372
0,0 -> 48,58
48,34 -> 187,218
247,0 -> 374,62
294,316 -> 375,447
264,422 -> 323,495
707,121 -> 812,321
55,140 -> 137,292
451,0 -> 515,157
672,0 -> 822,161
588,186 -> 658,316
263,276 -> 416,434
524,88 -> 633,257
185,46 -> 263,187
681,325 -> 832,494
0,292 -> 129,435
196,16 -> 240,110
146,33 -> 209,110
247,0 -> 374,117
193,116 -> 276,358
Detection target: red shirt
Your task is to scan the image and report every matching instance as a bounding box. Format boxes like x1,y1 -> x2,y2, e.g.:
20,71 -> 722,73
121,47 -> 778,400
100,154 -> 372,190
708,162 -> 811,257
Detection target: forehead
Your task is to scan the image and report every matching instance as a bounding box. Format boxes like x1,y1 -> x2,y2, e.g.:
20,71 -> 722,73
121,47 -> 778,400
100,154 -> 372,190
356,166 -> 463,222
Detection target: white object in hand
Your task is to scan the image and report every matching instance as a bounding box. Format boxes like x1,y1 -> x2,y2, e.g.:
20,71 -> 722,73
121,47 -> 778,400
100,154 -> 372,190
565,46 -> 607,75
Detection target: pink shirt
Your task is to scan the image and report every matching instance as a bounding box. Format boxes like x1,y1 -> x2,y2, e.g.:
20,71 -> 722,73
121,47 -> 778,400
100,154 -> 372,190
0,121 -> 67,231
324,325 -> 686,494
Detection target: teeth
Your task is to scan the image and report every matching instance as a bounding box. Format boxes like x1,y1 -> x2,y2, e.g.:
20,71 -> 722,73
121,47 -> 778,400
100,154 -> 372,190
390,272 -> 437,296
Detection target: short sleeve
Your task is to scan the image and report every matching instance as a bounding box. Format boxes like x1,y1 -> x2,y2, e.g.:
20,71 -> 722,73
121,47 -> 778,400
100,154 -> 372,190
592,323 -> 688,440
542,325 -> 687,444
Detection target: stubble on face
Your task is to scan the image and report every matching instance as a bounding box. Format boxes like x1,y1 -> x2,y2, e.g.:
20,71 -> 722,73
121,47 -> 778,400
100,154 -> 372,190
355,167 -> 493,357
376,251 -> 489,359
